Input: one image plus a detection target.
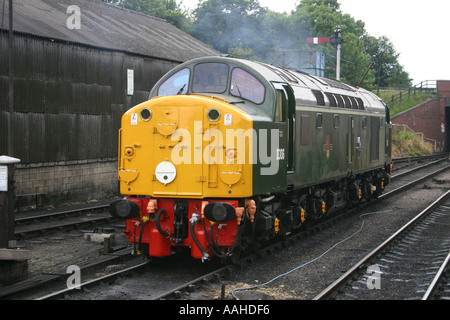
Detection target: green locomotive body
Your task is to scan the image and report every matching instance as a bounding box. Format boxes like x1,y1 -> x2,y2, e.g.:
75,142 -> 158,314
111,56 -> 391,259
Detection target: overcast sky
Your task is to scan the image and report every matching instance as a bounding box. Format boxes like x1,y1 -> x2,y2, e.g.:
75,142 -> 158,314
181,0 -> 449,85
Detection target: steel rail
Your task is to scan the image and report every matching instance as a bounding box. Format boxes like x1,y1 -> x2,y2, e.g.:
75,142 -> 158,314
150,265 -> 233,300
422,251 -> 450,300
391,156 -> 448,179
0,247 -> 134,299
35,261 -> 150,300
14,204 -> 109,223
14,206 -> 113,238
313,189 -> 450,300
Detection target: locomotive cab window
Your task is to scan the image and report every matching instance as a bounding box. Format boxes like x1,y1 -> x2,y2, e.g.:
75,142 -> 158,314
230,68 -> 265,104
158,68 -> 190,96
275,90 -> 286,122
192,63 -> 228,93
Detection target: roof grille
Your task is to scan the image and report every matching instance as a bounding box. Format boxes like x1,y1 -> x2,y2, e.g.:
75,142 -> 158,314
312,90 -> 325,106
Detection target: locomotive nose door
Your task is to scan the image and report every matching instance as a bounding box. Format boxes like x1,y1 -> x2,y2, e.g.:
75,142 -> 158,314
151,105 -> 204,197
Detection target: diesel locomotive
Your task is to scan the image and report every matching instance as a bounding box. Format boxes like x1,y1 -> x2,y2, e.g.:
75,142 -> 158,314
109,56 -> 392,261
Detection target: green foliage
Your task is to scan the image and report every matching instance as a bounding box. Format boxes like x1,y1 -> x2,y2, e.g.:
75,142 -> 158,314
387,92 -> 435,116
105,0 -> 412,89
190,0 -> 268,55
103,0 -> 190,31
363,36 -> 411,87
392,128 -> 434,157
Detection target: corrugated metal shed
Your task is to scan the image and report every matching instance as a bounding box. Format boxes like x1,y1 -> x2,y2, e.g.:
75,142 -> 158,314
0,0 -> 220,164
0,0 -> 218,62
0,0 -> 220,207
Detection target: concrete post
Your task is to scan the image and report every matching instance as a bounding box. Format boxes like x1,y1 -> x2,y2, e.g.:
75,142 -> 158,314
0,155 -> 20,248
0,156 -> 31,286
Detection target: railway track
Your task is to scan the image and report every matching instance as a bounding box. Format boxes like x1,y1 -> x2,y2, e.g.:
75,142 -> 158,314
422,251 -> 450,300
313,189 -> 450,300
2,155 -> 449,300
14,203 -> 112,238
152,161 -> 450,300
34,158 -> 450,300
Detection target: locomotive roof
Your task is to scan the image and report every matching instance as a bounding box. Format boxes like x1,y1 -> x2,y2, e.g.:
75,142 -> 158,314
232,57 -> 387,114
151,56 -> 388,116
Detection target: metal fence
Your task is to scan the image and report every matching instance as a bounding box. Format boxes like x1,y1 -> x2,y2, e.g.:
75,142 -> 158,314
385,80 -> 437,106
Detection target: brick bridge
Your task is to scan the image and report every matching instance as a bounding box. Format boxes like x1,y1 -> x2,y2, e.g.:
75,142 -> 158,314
391,80 -> 450,152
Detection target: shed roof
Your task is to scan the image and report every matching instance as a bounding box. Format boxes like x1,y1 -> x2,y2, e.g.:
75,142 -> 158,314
0,0 -> 219,62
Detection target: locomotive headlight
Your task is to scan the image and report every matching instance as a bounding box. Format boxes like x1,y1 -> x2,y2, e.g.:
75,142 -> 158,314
207,108 -> 221,122
204,202 -> 236,223
140,107 -> 152,121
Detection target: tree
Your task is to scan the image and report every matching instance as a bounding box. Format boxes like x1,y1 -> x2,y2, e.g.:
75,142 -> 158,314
101,0 -> 190,31
190,0 -> 267,55
363,35 -> 411,88
259,10 -> 308,55
291,0 -> 377,87
102,0 -> 411,89
293,0 -> 342,37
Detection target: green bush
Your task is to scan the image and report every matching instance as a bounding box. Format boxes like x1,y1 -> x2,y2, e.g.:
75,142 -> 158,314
392,128 -> 434,157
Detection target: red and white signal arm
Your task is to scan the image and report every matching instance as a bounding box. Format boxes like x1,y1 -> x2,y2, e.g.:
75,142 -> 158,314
307,37 -> 331,44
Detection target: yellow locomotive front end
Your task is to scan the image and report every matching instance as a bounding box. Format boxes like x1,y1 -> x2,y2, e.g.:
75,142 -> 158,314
110,56 -> 277,260
118,94 -> 254,199
112,92 -> 257,260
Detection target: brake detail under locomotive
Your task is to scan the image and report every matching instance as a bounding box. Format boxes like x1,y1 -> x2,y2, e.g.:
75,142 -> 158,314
109,56 -> 392,261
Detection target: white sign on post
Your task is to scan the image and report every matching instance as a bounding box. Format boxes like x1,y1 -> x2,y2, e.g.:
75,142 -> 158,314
0,166 -> 7,192
127,69 -> 134,96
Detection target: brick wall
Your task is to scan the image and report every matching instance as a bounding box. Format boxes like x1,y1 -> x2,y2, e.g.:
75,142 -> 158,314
392,97 -> 446,151
438,80 -> 450,107
391,80 -> 450,152
14,159 -> 118,210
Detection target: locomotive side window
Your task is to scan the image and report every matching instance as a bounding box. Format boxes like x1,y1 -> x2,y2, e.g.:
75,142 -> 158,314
230,68 -> 265,104
334,114 -> 340,129
362,117 -> 368,129
316,113 -> 323,129
158,68 -> 190,96
192,63 -> 228,93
